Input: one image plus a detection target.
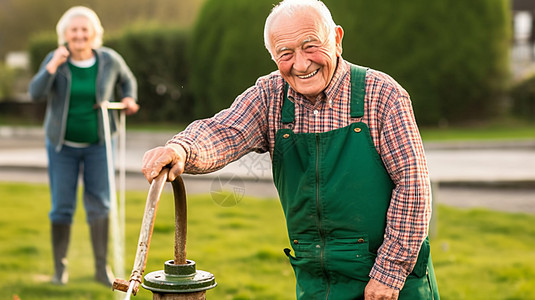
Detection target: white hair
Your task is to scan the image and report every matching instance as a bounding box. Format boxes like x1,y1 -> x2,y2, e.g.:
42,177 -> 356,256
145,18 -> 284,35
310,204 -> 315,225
56,6 -> 104,49
263,0 -> 337,59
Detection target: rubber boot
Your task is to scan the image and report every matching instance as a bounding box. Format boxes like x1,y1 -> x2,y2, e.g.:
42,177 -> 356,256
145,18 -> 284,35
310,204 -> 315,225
51,223 -> 70,285
90,217 -> 115,287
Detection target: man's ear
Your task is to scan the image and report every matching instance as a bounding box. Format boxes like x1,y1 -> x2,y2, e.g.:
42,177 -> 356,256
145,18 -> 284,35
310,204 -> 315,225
335,26 -> 344,56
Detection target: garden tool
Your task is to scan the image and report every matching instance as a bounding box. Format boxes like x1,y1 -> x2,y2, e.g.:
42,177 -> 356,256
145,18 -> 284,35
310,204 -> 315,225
100,101 -> 127,280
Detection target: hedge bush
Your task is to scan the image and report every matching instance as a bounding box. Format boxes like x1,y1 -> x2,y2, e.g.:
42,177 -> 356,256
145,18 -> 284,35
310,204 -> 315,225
106,26 -> 193,123
190,0 -> 511,125
28,32 -> 57,75
0,62 -> 17,100
510,75 -> 535,121
327,0 -> 511,125
28,26 -> 193,123
188,0 -> 276,118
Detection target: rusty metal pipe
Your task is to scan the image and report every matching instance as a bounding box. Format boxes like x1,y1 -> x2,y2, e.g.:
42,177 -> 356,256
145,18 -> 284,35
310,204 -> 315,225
172,177 -> 187,265
114,169 -> 214,299
113,169 -> 169,295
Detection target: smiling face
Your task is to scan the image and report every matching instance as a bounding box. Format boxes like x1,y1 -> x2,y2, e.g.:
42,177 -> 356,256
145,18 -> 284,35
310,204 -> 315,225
269,9 -> 343,102
64,16 -> 96,52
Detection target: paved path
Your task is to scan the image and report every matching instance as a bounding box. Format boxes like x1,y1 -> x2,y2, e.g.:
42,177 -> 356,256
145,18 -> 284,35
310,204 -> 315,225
1,126 -> 534,214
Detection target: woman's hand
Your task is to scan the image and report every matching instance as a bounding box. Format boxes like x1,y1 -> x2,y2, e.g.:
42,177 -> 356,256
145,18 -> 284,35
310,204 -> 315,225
46,45 -> 70,74
120,97 -> 139,115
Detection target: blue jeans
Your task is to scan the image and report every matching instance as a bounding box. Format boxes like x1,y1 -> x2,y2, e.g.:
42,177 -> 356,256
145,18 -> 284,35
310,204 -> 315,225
46,139 -> 111,224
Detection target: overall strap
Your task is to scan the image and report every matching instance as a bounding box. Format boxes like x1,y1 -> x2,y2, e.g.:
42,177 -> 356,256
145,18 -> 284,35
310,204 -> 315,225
350,64 -> 368,119
281,82 -> 295,125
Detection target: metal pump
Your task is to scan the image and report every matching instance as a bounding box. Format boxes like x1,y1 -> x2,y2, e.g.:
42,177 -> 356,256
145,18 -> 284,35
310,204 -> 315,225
113,169 -> 216,299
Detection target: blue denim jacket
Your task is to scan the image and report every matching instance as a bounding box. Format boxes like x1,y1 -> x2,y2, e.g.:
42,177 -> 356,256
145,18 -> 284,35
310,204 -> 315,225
29,47 -> 137,152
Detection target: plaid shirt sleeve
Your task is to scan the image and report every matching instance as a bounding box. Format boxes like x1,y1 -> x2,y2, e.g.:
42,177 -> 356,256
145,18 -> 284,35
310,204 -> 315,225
366,74 -> 432,290
166,81 -> 271,173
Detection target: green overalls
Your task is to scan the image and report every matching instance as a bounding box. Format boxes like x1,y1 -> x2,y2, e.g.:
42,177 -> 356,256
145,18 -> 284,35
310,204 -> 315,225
272,65 -> 439,299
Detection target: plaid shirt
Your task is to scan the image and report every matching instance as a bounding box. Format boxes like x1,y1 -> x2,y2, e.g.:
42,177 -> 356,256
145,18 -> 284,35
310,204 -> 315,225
168,59 -> 431,290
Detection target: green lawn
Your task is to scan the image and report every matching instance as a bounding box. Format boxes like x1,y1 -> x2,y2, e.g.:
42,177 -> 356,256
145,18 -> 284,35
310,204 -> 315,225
420,121 -> 535,141
0,182 -> 534,299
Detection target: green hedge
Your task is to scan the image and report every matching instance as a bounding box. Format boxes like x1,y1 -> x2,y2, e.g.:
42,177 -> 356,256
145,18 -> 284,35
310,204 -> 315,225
0,62 -> 17,100
190,0 -> 511,125
106,26 -> 193,123
510,75 -> 535,121
28,26 -> 193,123
327,0 -> 511,125
28,32 -> 57,75
188,0 -> 276,118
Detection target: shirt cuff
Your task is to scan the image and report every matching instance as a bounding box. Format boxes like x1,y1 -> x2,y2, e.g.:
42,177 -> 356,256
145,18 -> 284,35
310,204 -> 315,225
369,257 -> 411,290
166,139 -> 200,173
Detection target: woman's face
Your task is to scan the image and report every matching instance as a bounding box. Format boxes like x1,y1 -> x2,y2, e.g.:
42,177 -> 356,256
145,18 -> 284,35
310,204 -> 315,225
64,16 -> 95,52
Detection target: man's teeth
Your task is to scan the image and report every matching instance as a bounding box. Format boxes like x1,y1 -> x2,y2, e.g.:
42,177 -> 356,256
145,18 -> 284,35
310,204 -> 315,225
298,69 -> 318,79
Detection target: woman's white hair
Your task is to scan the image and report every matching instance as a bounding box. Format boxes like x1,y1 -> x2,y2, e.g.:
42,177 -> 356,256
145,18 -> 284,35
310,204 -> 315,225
264,0 -> 337,59
56,6 -> 104,49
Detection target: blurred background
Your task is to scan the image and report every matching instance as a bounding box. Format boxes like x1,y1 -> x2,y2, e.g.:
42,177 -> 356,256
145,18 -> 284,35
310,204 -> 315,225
0,0 -> 534,126
0,0 -> 534,299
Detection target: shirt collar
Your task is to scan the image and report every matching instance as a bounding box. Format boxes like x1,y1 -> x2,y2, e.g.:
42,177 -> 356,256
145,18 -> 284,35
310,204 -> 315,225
323,58 -> 350,103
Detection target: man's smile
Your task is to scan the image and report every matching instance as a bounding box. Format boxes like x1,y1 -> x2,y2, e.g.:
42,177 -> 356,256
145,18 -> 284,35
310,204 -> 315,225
297,69 -> 319,79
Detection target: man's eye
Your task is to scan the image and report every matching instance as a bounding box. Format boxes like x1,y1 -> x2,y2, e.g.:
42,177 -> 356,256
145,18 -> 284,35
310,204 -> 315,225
304,45 -> 318,52
279,53 -> 293,60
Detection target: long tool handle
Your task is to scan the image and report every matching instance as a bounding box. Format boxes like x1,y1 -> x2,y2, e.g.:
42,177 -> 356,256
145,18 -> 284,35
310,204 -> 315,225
100,104 -> 123,282
105,101 -> 128,281
99,101 -> 127,281
113,169 -> 168,296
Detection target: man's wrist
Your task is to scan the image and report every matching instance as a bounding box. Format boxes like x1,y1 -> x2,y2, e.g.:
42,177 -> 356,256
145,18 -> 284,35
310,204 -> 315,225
369,261 -> 408,291
165,144 -> 186,161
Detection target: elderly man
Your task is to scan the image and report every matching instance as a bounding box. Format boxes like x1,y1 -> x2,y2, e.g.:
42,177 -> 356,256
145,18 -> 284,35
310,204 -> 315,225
142,0 -> 439,299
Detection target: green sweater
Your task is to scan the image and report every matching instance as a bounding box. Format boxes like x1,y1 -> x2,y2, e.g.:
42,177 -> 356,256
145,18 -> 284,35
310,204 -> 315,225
65,60 -> 99,144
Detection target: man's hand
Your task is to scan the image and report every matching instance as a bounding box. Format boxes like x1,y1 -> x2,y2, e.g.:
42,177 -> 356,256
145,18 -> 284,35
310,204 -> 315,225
364,278 -> 399,300
141,144 -> 186,183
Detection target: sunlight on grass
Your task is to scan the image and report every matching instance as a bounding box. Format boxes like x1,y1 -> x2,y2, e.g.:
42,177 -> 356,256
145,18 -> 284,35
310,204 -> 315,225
1,182 -> 534,299
420,120 -> 535,141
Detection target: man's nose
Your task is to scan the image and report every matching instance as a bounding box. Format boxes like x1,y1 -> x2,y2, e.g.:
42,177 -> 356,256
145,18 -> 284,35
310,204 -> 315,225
293,50 -> 310,72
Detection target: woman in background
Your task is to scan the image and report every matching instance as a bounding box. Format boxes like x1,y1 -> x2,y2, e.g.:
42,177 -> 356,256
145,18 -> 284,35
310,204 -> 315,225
29,6 -> 139,286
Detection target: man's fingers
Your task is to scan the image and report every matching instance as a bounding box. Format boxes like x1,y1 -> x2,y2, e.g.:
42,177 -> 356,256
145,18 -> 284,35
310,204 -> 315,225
168,159 -> 184,182
141,147 -> 167,183
141,145 -> 186,183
